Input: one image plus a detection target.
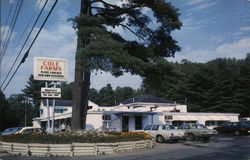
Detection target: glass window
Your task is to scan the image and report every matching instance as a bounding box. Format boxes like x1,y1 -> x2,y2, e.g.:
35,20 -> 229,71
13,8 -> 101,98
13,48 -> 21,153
241,122 -> 250,127
152,125 -> 159,130
196,124 -> 207,129
144,125 -> 152,130
102,115 -> 111,120
184,125 -> 190,129
162,125 -> 175,130
232,122 -> 239,126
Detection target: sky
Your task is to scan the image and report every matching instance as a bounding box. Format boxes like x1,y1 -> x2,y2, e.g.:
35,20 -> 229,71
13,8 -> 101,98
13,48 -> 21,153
0,0 -> 250,97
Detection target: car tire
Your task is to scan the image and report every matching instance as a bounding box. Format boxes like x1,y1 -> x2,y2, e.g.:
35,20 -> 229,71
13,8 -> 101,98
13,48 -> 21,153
202,137 -> 210,142
156,135 -> 165,143
187,133 -> 195,141
234,131 -> 240,136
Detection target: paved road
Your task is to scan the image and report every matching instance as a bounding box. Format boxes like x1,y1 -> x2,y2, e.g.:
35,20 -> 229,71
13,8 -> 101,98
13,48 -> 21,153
1,136 -> 250,160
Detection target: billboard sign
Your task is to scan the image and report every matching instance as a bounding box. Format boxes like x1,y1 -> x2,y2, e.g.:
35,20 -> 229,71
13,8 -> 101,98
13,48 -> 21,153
41,88 -> 61,98
34,57 -> 67,81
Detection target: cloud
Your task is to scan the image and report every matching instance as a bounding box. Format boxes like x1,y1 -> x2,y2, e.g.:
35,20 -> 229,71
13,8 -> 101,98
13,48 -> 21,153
186,0 -> 204,6
179,17 -> 204,31
91,71 -> 142,90
240,26 -> 250,32
191,1 -> 217,11
216,37 -> 250,57
169,37 -> 250,63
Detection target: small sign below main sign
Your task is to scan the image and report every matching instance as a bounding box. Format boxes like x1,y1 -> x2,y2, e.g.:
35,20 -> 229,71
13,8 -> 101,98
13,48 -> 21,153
34,57 -> 67,81
41,88 -> 61,98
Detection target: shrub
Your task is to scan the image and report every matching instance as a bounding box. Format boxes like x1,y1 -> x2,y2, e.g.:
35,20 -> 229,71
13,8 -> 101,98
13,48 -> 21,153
0,130 -> 152,144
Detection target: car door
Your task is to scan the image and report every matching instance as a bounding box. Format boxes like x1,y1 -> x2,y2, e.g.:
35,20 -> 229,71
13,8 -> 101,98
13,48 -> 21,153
149,125 -> 160,138
144,125 -> 153,135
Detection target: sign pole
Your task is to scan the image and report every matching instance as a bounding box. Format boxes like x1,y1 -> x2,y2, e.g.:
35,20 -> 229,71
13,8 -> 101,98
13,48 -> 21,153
46,82 -> 51,132
51,82 -> 56,134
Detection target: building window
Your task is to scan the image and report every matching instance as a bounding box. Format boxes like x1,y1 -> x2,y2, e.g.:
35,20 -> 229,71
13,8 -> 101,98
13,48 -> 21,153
55,109 -> 64,113
135,116 -> 142,130
102,115 -> 111,120
165,115 -> 173,120
172,121 -> 197,127
205,121 -> 227,126
40,109 -> 43,115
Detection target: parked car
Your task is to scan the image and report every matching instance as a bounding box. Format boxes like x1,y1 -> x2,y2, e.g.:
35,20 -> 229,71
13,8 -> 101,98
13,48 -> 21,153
17,127 -> 46,134
1,127 -> 45,136
144,124 -> 185,143
214,122 -> 250,135
178,124 -> 217,141
1,127 -> 23,136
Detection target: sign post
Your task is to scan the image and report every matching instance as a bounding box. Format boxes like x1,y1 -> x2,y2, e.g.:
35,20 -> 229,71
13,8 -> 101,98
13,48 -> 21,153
34,57 -> 67,134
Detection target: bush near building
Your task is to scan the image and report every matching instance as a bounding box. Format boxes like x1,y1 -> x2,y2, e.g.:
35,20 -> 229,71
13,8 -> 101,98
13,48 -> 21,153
0,131 -> 152,144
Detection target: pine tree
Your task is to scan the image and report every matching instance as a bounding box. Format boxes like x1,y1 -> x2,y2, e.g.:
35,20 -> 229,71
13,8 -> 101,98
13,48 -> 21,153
71,0 -> 182,129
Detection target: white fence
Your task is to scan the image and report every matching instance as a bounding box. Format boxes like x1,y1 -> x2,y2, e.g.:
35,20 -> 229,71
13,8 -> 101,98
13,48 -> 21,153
0,140 -> 155,157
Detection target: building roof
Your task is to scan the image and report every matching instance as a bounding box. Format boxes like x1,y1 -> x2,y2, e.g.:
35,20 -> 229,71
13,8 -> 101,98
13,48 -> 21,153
121,95 -> 175,105
41,99 -> 72,106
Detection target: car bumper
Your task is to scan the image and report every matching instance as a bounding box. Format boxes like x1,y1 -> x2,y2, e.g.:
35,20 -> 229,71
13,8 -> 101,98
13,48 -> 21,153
170,136 -> 185,140
200,134 -> 216,137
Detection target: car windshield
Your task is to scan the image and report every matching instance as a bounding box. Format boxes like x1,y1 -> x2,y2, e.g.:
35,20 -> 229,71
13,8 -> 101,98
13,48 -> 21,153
189,124 -> 207,129
240,122 -> 250,127
162,125 -> 175,130
2,127 -> 22,134
195,124 -> 207,129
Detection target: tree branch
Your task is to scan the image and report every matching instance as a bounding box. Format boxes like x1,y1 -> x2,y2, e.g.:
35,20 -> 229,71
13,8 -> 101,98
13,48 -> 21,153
91,0 -> 118,9
119,23 -> 145,40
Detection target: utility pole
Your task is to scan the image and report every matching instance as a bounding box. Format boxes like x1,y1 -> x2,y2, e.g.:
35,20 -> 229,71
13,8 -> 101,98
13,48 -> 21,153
71,0 -> 91,130
22,97 -> 30,127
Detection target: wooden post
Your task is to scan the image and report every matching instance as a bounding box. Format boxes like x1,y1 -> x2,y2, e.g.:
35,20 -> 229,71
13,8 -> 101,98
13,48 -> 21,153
94,145 -> 99,156
70,144 -> 74,157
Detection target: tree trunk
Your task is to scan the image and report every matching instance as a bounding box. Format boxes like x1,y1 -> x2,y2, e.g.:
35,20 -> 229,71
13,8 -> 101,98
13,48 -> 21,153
71,0 -> 91,130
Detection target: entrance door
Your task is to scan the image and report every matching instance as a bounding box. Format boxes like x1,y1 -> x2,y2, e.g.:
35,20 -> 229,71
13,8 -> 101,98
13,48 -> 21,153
122,116 -> 129,132
135,116 -> 143,130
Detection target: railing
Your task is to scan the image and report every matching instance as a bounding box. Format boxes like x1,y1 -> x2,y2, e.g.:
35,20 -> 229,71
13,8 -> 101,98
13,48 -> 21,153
0,139 -> 155,157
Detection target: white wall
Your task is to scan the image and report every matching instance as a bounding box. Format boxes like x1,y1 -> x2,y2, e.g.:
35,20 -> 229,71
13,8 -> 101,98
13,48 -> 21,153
86,112 -> 103,130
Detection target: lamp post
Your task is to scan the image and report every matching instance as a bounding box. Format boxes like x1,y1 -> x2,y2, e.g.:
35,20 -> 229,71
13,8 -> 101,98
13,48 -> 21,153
22,98 -> 31,127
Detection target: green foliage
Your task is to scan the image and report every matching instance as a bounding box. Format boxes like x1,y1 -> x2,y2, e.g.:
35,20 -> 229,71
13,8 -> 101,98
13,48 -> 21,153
7,94 -> 35,127
0,91 -> 11,131
22,74 -> 45,115
143,55 -> 250,117
58,82 -> 145,106
71,0 -> 182,129
72,0 -> 182,77
0,131 -> 151,144
61,82 -> 74,100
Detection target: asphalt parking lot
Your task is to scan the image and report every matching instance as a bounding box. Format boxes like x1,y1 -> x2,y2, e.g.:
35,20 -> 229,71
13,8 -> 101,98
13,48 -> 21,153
1,135 -> 250,160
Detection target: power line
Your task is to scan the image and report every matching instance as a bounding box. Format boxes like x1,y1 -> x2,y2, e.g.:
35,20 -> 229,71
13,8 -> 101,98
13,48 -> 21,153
0,0 -> 23,62
0,0 -> 48,88
15,0 -> 43,48
1,0 -> 58,92
0,0 -> 15,52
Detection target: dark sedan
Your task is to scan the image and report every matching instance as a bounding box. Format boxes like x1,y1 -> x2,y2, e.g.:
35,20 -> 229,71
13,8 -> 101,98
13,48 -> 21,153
214,122 -> 250,135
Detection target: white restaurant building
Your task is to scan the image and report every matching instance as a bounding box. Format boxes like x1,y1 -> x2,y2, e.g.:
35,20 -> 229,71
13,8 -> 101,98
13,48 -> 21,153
33,95 -> 239,131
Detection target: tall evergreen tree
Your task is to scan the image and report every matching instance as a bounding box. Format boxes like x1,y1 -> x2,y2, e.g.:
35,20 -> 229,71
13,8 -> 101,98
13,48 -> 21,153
0,91 -> 9,131
22,74 -> 45,114
72,0 -> 182,129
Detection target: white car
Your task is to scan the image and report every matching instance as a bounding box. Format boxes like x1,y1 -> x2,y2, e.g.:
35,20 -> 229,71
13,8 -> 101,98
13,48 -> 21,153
144,124 -> 185,143
16,127 -> 46,134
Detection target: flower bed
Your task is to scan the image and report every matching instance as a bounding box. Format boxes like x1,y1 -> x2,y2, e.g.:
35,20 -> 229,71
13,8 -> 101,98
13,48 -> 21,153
0,131 -> 152,144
